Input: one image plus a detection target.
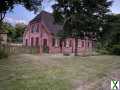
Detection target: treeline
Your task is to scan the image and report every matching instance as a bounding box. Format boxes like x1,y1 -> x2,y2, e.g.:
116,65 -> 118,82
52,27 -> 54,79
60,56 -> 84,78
98,14 -> 120,55
0,22 -> 26,59
1,22 -> 26,43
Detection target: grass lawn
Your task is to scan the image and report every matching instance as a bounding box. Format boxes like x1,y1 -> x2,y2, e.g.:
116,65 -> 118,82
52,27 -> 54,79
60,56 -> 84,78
0,54 -> 120,90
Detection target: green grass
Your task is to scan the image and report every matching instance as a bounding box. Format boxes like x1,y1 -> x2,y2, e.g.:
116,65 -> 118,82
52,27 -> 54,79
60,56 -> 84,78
0,54 -> 120,90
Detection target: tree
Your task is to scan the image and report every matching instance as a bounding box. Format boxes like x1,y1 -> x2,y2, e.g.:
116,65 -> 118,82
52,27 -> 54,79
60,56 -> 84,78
1,22 -> 16,42
53,0 -> 112,56
1,22 -> 26,42
101,14 -> 120,52
0,0 -> 42,44
0,0 -> 42,23
15,23 -> 26,42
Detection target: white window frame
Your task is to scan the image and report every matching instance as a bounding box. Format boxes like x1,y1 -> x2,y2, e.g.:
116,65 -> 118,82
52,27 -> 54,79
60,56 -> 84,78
55,39 -> 59,47
66,40 -> 69,48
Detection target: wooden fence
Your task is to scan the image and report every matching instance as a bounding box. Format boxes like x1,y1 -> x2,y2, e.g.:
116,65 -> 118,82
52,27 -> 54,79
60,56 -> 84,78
0,44 -> 39,55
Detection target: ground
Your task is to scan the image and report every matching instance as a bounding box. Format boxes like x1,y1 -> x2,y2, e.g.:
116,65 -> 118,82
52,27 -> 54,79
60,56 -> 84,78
0,54 -> 120,90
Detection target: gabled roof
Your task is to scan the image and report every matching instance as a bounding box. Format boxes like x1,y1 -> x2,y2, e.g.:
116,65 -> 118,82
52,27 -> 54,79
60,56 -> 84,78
30,11 -> 62,34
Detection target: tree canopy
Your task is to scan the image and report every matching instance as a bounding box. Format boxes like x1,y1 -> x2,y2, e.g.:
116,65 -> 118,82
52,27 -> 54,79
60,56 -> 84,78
1,22 -> 26,42
53,0 -> 112,38
0,0 -> 42,22
103,14 -> 120,46
52,0 -> 112,55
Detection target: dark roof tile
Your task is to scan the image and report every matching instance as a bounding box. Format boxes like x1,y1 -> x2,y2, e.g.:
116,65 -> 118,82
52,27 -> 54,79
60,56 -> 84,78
30,11 -> 62,34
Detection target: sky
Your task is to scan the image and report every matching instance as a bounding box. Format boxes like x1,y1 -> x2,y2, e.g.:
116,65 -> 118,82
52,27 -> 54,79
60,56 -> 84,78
5,0 -> 120,25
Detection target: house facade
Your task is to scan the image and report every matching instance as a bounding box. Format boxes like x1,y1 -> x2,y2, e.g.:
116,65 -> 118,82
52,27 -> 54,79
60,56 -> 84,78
23,11 -> 95,55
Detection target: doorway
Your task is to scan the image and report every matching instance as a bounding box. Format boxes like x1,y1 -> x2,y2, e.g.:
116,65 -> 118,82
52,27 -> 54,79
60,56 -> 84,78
43,39 -> 49,53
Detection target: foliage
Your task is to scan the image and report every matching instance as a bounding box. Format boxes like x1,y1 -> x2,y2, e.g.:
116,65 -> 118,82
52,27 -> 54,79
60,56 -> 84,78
1,22 -> 26,42
53,0 -> 112,55
97,49 -> 109,55
15,23 -> 26,42
0,0 -> 42,22
43,46 -> 49,53
100,14 -> 120,55
53,0 -> 112,36
1,22 -> 16,41
108,45 -> 120,55
100,14 -> 120,47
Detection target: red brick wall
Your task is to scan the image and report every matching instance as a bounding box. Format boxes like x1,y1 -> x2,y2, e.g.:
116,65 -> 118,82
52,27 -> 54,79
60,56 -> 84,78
23,21 -> 93,54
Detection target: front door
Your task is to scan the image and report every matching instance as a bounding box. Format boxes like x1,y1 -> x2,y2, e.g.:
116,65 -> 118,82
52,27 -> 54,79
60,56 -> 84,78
35,37 -> 39,47
43,39 -> 49,53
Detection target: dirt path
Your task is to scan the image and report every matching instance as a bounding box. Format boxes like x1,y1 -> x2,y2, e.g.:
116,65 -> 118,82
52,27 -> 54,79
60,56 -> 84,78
75,69 -> 120,90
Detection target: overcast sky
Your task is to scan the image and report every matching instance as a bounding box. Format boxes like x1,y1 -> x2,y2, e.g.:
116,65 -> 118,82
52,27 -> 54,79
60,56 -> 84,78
5,0 -> 120,25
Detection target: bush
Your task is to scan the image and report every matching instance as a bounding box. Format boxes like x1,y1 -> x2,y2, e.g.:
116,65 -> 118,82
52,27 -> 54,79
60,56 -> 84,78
110,44 -> 120,55
97,49 -> 109,55
43,46 -> 49,53
0,48 -> 8,59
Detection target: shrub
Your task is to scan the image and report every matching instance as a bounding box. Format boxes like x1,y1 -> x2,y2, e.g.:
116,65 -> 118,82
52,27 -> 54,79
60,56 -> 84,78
43,46 -> 49,53
110,44 -> 120,55
97,49 -> 109,55
0,47 -> 8,59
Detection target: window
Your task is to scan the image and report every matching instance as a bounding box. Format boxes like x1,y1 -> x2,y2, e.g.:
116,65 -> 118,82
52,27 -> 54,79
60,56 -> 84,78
88,42 -> 89,47
55,39 -> 59,47
52,38 -> 55,46
31,25 -> 34,33
31,25 -> 39,33
52,39 -> 59,47
82,41 -> 84,47
69,40 -> 72,47
78,40 -> 81,48
65,39 -> 69,48
36,25 -> 39,32
31,27 -> 34,33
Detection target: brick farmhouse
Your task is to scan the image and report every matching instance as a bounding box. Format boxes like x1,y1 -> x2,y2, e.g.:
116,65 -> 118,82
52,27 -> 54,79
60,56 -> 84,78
23,11 -> 96,55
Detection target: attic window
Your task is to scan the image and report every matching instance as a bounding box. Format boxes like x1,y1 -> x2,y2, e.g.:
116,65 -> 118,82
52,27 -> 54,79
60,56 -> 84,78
31,25 -> 39,33
36,25 -> 39,32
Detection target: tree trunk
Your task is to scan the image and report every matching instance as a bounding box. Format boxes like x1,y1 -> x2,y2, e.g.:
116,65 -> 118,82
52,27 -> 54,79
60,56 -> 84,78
0,13 -> 6,23
0,22 -> 2,45
60,39 -> 63,53
74,38 -> 78,56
